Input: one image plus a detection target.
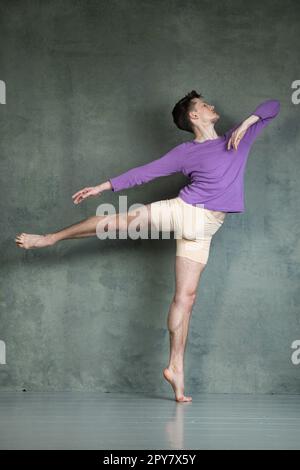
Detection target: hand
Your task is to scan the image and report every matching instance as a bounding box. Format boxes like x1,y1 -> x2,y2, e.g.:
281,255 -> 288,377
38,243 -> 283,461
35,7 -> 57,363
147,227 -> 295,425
72,185 -> 102,205
227,123 -> 248,151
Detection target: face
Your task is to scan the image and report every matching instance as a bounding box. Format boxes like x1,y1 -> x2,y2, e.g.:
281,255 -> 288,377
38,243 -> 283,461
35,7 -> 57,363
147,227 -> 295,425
189,98 -> 220,125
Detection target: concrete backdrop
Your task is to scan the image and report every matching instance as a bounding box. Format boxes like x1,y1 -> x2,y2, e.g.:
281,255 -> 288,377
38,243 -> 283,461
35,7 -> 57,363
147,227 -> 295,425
0,0 -> 299,393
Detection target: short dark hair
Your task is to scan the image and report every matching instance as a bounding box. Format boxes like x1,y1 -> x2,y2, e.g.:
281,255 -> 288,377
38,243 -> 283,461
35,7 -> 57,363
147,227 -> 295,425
172,90 -> 203,133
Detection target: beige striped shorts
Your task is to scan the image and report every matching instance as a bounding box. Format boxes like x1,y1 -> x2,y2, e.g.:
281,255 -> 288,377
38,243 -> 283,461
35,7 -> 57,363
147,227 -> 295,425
150,196 -> 226,265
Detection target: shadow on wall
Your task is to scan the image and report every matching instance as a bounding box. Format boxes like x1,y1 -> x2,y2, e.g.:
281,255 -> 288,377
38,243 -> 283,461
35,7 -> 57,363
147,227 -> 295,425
2,95 -> 290,393
3,231 -> 181,392
186,112 -> 295,394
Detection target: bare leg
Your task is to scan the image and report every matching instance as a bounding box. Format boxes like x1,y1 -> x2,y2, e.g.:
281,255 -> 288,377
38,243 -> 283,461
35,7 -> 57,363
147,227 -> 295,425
15,205 -> 152,249
163,255 -> 206,402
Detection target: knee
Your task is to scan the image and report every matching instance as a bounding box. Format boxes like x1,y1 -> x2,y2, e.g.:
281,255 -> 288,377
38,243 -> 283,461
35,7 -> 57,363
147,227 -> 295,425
168,292 -> 196,334
127,207 -> 150,231
96,213 -> 128,232
174,291 -> 197,311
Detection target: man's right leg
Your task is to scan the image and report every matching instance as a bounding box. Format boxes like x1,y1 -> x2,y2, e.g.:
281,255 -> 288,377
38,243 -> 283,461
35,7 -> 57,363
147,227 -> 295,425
15,204 -> 154,249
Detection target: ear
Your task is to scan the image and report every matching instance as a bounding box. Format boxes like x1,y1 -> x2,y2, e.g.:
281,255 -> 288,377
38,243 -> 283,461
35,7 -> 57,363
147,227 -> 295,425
189,110 -> 198,121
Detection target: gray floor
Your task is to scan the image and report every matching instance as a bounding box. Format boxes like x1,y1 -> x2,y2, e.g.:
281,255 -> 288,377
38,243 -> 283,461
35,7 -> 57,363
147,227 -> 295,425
0,392 -> 300,450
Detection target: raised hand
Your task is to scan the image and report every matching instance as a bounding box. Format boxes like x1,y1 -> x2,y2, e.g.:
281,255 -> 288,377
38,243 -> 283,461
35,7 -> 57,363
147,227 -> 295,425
227,124 -> 248,151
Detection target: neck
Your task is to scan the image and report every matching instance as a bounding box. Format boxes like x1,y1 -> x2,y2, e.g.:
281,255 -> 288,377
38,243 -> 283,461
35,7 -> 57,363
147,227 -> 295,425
193,125 -> 219,142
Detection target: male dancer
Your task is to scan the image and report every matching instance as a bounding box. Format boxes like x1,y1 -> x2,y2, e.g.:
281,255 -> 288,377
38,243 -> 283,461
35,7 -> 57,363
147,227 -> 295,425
15,91 -> 280,402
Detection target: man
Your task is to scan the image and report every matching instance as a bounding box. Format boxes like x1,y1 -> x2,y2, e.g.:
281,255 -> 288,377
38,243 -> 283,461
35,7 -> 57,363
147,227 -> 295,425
15,91 -> 280,402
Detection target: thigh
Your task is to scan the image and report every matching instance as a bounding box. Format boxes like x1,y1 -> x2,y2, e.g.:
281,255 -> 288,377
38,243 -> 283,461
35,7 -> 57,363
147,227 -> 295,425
125,203 -> 153,230
148,198 -> 179,233
124,197 -> 179,233
175,206 -> 225,265
174,255 -> 205,297
176,238 -> 212,265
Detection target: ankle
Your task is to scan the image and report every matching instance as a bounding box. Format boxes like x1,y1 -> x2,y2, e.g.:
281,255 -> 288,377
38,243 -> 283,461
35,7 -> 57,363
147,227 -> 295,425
45,233 -> 57,246
168,363 -> 184,373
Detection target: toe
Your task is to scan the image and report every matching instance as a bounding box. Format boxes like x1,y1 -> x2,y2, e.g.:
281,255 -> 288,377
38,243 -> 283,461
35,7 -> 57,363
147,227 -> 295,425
176,396 -> 185,402
177,395 -> 192,403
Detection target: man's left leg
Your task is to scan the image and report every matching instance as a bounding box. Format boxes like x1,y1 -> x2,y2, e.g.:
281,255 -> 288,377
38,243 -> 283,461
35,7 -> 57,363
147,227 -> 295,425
163,255 -> 206,402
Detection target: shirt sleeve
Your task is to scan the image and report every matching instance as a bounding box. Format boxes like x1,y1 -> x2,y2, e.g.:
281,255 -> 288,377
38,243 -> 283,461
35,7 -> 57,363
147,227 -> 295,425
242,99 -> 281,146
109,142 -> 186,192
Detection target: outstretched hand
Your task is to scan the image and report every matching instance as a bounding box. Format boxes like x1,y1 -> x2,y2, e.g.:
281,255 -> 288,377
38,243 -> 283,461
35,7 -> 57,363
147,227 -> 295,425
227,123 -> 248,151
72,186 -> 102,205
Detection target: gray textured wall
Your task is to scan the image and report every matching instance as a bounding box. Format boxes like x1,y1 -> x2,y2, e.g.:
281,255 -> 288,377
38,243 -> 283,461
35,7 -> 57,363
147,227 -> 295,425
0,0 -> 299,393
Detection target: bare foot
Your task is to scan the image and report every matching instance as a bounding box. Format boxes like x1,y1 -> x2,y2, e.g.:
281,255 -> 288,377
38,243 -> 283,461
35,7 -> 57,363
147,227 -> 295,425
163,367 -> 192,403
15,233 -> 56,249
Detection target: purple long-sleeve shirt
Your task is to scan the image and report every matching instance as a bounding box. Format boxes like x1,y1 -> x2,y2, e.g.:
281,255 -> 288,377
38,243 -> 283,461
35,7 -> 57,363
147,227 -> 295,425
109,99 -> 280,213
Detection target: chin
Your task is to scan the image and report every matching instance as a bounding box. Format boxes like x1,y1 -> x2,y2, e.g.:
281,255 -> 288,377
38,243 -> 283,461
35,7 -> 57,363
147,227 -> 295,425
212,114 -> 220,123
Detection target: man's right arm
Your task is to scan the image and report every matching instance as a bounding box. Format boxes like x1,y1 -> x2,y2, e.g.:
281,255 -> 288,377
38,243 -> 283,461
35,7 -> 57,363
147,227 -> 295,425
72,142 -> 186,205
97,180 -> 113,192
107,142 -> 186,193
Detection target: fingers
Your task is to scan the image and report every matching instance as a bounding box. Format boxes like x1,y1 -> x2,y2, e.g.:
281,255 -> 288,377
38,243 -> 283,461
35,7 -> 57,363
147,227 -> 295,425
227,136 -> 232,150
72,187 -> 90,199
234,134 -> 242,149
72,187 -> 101,205
232,136 -> 238,150
73,194 -> 86,204
72,187 -> 90,205
72,189 -> 84,199
227,133 -> 241,151
227,135 -> 236,150
73,190 -> 93,205
73,193 -> 83,204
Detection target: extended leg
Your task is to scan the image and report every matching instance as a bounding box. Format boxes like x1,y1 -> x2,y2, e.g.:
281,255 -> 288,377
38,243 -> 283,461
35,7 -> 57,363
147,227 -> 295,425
15,205 -> 152,249
163,255 -> 206,402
